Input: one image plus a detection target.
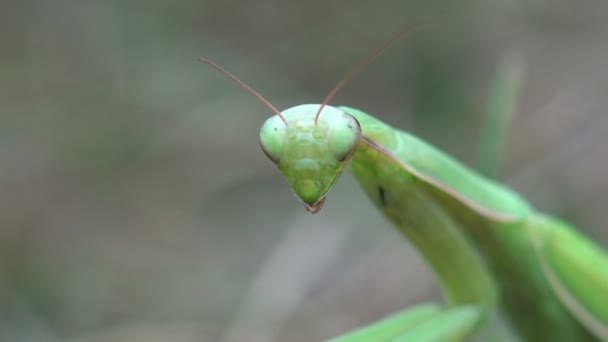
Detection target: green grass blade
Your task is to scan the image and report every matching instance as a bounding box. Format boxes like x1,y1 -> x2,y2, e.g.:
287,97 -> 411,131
476,52 -> 526,178
392,305 -> 481,342
327,303 -> 441,342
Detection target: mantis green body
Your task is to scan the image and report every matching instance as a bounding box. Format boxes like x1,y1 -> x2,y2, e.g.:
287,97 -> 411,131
259,104 -> 608,341
202,28 -> 608,339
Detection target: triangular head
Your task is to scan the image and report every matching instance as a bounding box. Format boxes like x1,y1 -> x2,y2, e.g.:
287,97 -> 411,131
259,104 -> 361,213
203,27 -> 418,213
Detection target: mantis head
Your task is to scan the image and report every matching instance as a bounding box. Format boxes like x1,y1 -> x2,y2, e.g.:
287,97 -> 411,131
202,25 -> 415,213
260,104 -> 361,213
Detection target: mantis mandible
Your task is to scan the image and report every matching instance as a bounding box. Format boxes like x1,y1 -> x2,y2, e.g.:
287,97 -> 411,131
203,27 -> 608,341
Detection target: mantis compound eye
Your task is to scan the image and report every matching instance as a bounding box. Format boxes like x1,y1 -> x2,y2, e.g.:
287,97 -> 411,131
259,115 -> 286,164
328,113 -> 361,162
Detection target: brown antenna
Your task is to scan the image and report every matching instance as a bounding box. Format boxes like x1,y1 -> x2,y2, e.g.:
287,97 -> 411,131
200,58 -> 288,125
314,25 -> 421,124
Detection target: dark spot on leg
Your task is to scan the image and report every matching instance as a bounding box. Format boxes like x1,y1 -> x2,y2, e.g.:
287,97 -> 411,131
378,185 -> 387,206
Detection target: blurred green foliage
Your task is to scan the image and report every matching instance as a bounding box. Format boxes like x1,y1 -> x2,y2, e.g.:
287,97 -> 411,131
1,0 -> 607,341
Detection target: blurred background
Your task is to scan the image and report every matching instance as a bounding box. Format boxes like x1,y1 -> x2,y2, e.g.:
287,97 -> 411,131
1,0 -> 607,341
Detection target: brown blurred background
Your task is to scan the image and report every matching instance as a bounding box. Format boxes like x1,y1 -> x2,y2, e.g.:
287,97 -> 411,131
1,0 -> 607,341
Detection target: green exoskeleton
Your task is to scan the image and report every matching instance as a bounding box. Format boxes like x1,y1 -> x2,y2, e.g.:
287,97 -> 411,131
203,28 -> 608,341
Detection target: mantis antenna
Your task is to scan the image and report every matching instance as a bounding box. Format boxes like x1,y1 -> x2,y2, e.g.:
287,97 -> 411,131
314,25 -> 421,125
200,58 -> 289,125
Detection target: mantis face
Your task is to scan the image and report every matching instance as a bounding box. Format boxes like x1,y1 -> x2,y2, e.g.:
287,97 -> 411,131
259,104 -> 361,213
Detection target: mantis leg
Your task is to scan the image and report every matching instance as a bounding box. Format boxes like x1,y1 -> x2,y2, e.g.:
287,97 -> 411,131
526,214 -> 608,340
326,167 -> 497,342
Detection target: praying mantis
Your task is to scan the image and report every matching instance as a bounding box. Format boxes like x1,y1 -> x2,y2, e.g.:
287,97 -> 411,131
203,27 -> 608,341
